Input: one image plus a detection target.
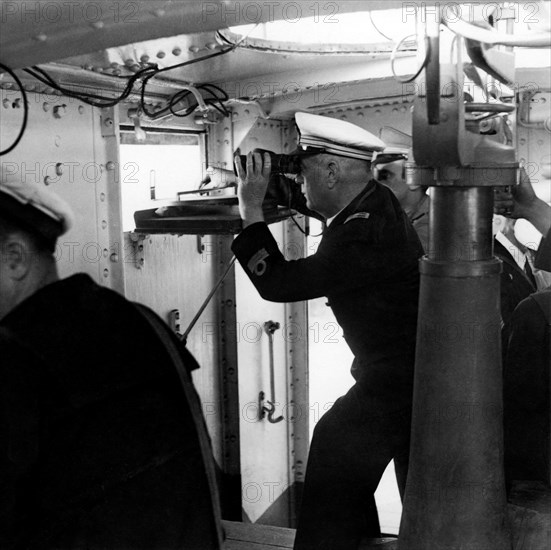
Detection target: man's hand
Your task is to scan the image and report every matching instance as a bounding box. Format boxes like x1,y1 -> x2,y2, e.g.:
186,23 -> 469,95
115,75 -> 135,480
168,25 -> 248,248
494,167 -> 551,236
234,151 -> 271,227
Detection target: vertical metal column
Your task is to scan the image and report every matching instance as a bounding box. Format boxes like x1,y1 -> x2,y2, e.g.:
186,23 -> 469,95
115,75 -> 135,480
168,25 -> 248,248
216,234 -> 242,520
399,183 -> 510,549
399,23 -> 513,549
95,106 -> 125,293
283,217 -> 310,527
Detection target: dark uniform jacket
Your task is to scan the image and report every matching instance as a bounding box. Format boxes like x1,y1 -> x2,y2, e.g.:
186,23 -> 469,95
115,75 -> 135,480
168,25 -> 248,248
494,237 -> 537,330
503,229 -> 551,487
535,227 -> 551,272
504,288 -> 551,485
0,274 -> 221,549
232,180 -> 424,402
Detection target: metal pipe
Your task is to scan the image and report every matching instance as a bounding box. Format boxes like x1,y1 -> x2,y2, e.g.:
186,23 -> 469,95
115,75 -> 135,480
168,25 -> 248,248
399,176 -> 510,550
180,256 -> 236,344
429,187 -> 494,261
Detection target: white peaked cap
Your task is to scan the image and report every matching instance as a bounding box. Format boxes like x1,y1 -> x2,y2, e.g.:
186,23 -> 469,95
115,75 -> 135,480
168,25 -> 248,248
295,112 -> 386,161
0,178 -> 74,244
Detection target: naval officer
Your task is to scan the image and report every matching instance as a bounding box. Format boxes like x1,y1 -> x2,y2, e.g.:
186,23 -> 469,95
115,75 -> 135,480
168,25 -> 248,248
232,112 -> 424,549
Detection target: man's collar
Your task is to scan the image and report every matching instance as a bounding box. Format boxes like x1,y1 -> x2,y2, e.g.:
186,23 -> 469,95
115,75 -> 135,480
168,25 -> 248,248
327,181 -> 376,227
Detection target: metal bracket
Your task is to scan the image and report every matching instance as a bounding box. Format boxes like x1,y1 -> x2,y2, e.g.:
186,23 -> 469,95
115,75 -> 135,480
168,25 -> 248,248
197,235 -> 205,254
100,107 -> 117,138
168,309 -> 182,337
129,232 -> 148,269
127,107 -> 147,141
258,391 -> 283,424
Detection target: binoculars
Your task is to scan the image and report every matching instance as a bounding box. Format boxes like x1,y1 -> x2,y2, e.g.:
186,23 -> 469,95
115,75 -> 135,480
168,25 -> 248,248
235,149 -> 302,177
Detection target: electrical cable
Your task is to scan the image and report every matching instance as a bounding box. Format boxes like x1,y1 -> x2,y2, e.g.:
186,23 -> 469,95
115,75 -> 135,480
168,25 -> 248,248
390,34 -> 431,84
24,64 -> 158,108
24,47 -> 235,116
139,47 -> 234,118
0,62 -> 29,156
168,83 -> 229,118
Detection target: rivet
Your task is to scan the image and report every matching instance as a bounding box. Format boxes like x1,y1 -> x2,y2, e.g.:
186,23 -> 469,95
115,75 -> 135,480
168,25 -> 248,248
157,51 -> 166,59
55,163 -> 63,176
53,105 -> 67,118
189,45 -> 200,53
106,161 -> 116,170
110,62 -> 120,69
100,192 -> 106,202
44,176 -> 53,185
84,64 -> 94,71
103,269 -> 109,278
519,138 -> 526,145
130,64 -> 141,72
172,47 -> 182,56
3,98 -> 10,109
104,118 -> 114,127
35,33 -> 47,42
78,105 -> 85,114
140,54 -> 150,63
206,42 -> 218,50
374,109 -> 381,115
125,59 -> 135,67
102,220 -> 108,229
110,253 -> 119,262
54,135 -> 61,147
357,111 -> 364,117
153,8 -> 166,17
91,21 -> 104,29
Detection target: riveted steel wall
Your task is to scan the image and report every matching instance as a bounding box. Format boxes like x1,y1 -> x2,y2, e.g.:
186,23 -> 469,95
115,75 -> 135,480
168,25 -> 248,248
0,89 -> 125,290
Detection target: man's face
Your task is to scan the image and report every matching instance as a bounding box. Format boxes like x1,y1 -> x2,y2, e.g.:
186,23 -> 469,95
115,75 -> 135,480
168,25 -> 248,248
296,155 -> 327,214
374,160 -> 408,203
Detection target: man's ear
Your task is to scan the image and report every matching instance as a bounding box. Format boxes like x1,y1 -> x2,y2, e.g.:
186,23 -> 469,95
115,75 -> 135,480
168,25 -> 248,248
326,161 -> 340,189
3,238 -> 31,281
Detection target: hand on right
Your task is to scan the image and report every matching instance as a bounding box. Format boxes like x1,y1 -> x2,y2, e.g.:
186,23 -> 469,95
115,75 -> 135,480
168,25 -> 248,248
495,167 -> 551,236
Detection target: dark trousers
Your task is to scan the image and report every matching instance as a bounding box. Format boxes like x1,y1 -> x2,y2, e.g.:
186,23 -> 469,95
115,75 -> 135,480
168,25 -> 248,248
293,381 -> 411,550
